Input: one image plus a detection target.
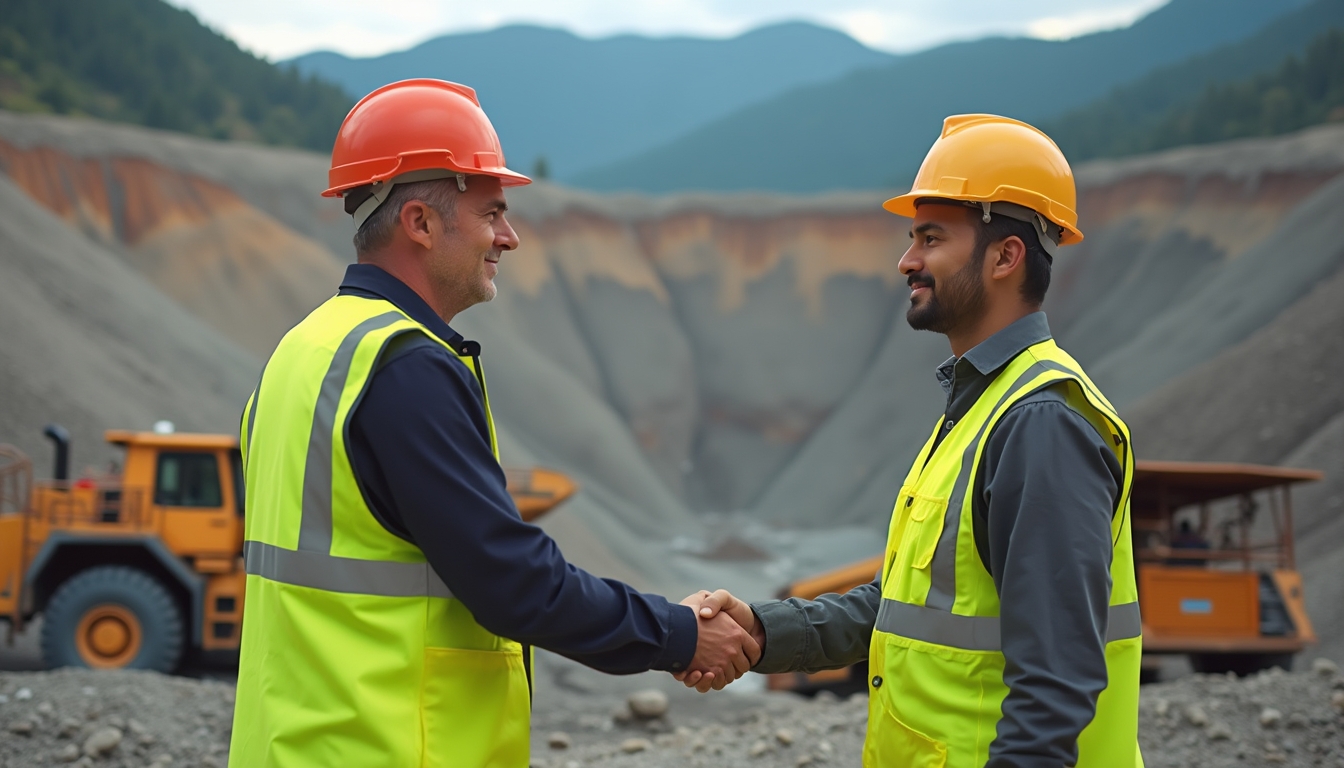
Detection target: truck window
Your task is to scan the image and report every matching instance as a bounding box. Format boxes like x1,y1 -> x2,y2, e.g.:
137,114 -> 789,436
155,452 -> 222,508
230,449 -> 245,517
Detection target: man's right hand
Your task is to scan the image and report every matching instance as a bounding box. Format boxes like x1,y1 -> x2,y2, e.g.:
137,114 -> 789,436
677,590 -> 765,691
679,591 -> 761,693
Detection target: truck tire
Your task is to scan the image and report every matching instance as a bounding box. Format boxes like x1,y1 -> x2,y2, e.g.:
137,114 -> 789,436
41,565 -> 185,673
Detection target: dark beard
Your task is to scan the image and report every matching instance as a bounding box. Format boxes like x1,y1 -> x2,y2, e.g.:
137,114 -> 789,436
906,251 -> 987,333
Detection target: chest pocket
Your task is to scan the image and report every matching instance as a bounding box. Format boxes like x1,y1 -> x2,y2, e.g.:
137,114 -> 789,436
892,491 -> 949,575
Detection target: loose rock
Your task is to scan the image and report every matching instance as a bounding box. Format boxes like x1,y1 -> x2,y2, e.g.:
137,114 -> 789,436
9,719 -> 34,736
53,743 -> 80,763
1184,704 -> 1209,727
546,731 -> 571,750
1314,658 -> 1340,678
748,740 -> 772,757
626,689 -> 669,720
776,727 -> 795,746
620,737 -> 651,754
81,726 -> 122,757
1260,707 -> 1284,728
1207,721 -> 1233,741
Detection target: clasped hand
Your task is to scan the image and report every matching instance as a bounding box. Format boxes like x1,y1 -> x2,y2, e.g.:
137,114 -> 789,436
674,590 -> 766,693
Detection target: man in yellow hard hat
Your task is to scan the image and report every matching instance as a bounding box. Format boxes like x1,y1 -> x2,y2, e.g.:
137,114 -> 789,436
687,115 -> 1143,767
230,79 -> 759,767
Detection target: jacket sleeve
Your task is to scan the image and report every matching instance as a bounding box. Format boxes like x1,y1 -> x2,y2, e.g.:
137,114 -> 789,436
749,576 -> 881,674
981,392 -> 1121,768
347,344 -> 698,675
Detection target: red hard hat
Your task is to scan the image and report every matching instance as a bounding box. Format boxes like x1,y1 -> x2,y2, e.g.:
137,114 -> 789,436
322,79 -> 531,202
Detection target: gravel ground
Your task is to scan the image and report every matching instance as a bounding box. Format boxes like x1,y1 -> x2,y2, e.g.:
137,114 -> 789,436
1,660 -> 1341,767
0,669 -> 233,768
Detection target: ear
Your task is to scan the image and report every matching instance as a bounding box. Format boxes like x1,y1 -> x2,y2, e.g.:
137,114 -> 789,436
987,235 -> 1027,284
398,200 -> 435,250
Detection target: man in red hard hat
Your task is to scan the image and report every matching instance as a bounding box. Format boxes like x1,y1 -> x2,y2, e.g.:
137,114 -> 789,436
229,79 -> 759,767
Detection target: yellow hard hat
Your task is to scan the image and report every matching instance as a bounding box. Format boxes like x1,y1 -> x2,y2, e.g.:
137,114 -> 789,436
884,114 -> 1083,250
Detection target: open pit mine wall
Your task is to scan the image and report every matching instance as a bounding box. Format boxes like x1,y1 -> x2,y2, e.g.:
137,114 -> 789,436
1,111 -> 1342,601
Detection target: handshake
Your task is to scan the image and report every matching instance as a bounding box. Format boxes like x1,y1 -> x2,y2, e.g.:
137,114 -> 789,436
675,589 -> 765,693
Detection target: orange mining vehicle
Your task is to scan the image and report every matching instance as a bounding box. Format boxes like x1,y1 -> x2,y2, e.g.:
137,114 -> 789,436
768,459 -> 1323,694
0,425 -> 576,672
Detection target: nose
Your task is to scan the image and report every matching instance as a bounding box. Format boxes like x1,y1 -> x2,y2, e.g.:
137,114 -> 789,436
898,243 -> 920,276
496,214 -> 519,251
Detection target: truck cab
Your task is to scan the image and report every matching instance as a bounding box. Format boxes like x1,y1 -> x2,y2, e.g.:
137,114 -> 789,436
0,428 -> 246,671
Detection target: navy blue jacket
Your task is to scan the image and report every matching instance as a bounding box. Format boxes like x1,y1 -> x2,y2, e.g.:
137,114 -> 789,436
339,264 -> 696,674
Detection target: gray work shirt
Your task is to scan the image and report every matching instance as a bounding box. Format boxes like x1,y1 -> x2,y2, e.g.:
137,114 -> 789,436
752,312 -> 1121,768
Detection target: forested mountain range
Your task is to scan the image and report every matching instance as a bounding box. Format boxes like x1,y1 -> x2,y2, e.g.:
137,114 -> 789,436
0,0 -> 351,151
1049,0 -> 1344,160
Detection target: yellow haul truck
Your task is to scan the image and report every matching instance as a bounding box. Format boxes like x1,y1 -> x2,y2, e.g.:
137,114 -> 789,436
0,425 -> 575,672
769,460 -> 1322,694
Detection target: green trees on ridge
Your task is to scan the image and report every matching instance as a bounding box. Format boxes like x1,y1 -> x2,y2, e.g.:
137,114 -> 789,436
0,0 -> 352,152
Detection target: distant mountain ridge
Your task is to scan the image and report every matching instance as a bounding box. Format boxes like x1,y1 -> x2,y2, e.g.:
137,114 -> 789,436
286,22 -> 895,179
575,0 -> 1314,193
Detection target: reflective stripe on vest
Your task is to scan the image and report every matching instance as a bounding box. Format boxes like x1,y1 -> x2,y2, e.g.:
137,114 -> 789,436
243,540 -> 454,598
874,598 -> 1142,652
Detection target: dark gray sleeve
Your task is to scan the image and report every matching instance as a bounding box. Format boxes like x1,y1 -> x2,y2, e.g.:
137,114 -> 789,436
982,393 -> 1121,768
748,577 -> 880,674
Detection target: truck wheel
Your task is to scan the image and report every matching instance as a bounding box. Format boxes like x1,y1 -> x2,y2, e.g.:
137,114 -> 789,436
41,566 -> 184,672
1189,652 -> 1294,677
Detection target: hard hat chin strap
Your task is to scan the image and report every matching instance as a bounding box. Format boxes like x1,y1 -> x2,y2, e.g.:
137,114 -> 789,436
970,200 -> 1061,259
349,169 -> 468,230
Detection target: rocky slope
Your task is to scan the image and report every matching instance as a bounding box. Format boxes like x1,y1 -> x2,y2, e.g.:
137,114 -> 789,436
0,110 -> 1339,629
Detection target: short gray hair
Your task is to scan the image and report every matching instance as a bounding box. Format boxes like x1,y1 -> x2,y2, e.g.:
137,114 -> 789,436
352,179 -> 460,256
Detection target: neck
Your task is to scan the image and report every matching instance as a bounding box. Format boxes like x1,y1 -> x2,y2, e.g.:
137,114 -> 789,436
946,303 -> 1036,358
361,255 -> 460,324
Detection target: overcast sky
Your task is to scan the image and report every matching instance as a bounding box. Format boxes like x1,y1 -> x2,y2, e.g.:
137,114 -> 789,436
167,0 -> 1169,61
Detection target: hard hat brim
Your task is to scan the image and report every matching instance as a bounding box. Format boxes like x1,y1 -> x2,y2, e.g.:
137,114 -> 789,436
882,191 -> 1083,245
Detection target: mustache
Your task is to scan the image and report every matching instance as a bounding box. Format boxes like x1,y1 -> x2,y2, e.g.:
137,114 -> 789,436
907,272 -> 934,290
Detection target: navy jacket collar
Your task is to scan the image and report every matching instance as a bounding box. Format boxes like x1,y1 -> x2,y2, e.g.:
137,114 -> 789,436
337,263 -> 471,353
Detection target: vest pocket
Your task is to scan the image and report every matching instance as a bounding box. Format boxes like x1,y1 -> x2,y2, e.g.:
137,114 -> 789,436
421,646 -> 530,768
900,493 -> 949,571
864,704 -> 948,768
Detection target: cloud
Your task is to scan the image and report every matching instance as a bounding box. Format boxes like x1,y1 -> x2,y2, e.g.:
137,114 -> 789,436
1028,2 -> 1166,40
168,0 -> 1173,61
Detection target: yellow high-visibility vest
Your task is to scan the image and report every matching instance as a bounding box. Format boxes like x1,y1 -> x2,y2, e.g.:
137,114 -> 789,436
864,339 -> 1143,768
229,294 -> 529,768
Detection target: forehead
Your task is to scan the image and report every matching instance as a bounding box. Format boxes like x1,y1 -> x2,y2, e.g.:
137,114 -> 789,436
465,175 -> 506,198
911,201 -> 974,231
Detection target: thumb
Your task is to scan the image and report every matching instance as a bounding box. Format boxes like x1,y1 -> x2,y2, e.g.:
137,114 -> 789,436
697,589 -> 737,619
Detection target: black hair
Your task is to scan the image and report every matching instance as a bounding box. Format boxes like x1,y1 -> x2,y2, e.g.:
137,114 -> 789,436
973,213 -> 1052,307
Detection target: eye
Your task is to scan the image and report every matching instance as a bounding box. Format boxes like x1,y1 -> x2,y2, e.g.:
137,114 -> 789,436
924,235 -> 937,247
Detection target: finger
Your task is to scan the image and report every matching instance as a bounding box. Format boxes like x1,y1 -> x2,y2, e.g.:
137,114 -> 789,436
681,670 -> 703,688
741,629 -> 762,667
695,671 -> 715,693
680,589 -> 712,608
730,644 -> 751,677
697,590 -> 726,619
673,670 -> 687,682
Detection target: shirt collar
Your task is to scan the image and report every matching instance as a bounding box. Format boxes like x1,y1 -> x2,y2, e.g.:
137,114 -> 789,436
337,263 -> 469,352
959,311 -> 1053,376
